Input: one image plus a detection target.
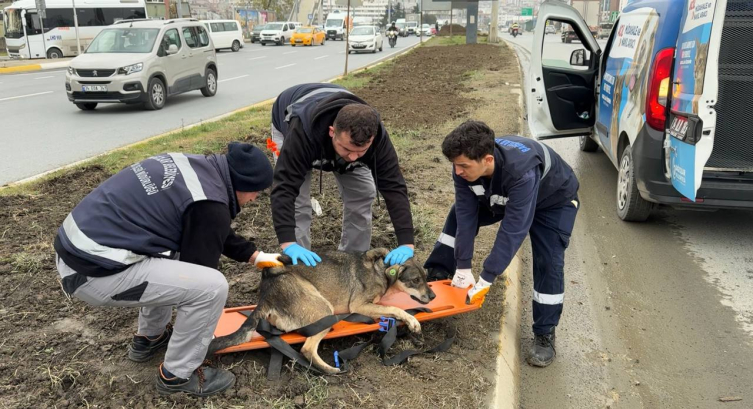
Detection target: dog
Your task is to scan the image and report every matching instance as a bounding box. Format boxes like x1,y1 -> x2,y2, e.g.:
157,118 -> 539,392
207,248 -> 436,374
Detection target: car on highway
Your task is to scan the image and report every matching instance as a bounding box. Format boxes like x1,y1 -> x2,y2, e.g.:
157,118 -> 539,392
347,25 -> 383,53
545,25 -> 556,35
419,23 -> 433,36
291,26 -> 326,46
597,22 -> 614,39
65,18 -> 218,111
250,23 -> 268,43
260,22 -> 295,46
530,0 -> 753,220
406,21 -> 418,35
202,19 -> 243,52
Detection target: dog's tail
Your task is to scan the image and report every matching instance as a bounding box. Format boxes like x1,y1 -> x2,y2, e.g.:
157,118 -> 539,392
205,310 -> 260,357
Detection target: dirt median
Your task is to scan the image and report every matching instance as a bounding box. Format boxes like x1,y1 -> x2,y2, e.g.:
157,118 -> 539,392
0,41 -> 523,408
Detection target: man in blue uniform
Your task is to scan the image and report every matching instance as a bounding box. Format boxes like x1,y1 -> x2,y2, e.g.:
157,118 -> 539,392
54,143 -> 282,395
425,121 -> 580,367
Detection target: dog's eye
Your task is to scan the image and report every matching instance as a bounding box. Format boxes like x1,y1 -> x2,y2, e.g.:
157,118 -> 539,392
412,278 -> 420,285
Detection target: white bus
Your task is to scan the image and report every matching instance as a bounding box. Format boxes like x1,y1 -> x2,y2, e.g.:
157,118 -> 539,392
2,0 -> 147,59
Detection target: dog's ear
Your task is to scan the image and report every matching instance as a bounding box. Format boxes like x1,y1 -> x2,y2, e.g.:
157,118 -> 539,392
363,248 -> 389,269
277,254 -> 293,266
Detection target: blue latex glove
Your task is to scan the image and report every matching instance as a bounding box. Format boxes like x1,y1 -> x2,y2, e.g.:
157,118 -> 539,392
384,245 -> 414,265
283,243 -> 322,267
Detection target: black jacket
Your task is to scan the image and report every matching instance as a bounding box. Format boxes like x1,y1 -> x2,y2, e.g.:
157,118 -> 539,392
270,83 -> 414,246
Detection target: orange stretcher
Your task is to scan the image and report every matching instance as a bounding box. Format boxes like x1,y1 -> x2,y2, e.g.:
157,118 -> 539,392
214,280 -> 479,354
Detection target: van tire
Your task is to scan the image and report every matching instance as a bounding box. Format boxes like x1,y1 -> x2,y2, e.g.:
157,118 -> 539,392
616,145 -> 653,222
231,41 -> 240,52
47,48 -> 63,59
143,77 -> 166,111
579,135 -> 599,152
75,103 -> 97,111
201,68 -> 217,97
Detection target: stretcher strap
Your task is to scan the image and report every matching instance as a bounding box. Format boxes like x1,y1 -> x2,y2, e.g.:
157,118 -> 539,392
243,307 -> 455,380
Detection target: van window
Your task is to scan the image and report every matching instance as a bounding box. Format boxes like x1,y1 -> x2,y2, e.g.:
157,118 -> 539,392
210,22 -> 223,32
161,28 -> 181,53
196,26 -> 210,47
283,24 -> 289,31
182,27 -> 198,48
224,22 -> 238,31
542,18 -> 592,71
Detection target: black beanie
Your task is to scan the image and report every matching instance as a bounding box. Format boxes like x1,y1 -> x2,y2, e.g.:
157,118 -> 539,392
225,142 -> 274,192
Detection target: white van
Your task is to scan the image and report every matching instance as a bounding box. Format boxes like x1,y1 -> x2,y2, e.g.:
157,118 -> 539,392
529,0 -> 753,221
202,20 -> 243,52
260,21 -> 295,46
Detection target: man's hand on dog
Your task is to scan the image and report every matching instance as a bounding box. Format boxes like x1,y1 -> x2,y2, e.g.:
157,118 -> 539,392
385,245 -> 414,265
252,251 -> 284,269
281,243 -> 322,267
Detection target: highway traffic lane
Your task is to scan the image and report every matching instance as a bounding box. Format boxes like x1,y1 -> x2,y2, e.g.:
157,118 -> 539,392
0,36 -> 423,185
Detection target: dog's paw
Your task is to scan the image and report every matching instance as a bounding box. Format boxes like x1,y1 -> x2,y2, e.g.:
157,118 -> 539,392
406,316 -> 421,333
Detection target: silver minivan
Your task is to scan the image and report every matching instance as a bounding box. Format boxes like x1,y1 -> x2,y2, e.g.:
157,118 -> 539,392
65,18 -> 219,111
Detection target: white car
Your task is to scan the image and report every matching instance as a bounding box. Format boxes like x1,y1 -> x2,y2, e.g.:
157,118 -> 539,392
419,23 -> 433,36
260,22 -> 295,46
202,20 -> 244,52
545,25 -> 556,35
348,26 -> 383,53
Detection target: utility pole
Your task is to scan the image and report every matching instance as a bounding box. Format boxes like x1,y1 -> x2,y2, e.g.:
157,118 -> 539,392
176,0 -> 182,18
343,0 -> 350,76
319,0 -> 323,25
490,0 -> 499,42
388,0 -> 391,23
71,0 -> 81,55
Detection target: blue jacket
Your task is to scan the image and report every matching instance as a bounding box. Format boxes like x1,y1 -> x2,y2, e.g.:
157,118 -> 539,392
453,136 -> 579,282
55,153 -> 238,275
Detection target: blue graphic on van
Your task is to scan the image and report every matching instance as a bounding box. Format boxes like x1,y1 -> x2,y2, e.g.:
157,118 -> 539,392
669,136 -> 697,201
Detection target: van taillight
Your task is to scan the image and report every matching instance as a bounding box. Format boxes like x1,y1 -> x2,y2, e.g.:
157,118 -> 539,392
646,48 -> 675,131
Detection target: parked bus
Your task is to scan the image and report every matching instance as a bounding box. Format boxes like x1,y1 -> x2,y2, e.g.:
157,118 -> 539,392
2,0 -> 147,59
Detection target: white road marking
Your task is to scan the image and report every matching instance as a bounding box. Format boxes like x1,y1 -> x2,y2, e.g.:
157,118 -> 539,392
275,64 -> 296,69
218,75 -> 249,83
248,56 -> 267,61
283,51 -> 298,55
314,55 -> 329,60
34,76 -> 55,80
0,91 -> 54,102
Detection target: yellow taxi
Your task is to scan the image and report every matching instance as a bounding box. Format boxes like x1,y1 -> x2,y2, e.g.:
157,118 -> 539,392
290,26 -> 326,46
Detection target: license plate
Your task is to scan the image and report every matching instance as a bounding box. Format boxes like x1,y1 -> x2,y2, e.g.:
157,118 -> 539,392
353,45 -> 365,49
295,40 -> 303,43
668,115 -> 689,141
82,85 -> 107,93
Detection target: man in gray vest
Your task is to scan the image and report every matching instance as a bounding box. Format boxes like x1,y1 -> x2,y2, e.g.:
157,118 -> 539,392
53,143 -> 282,396
269,83 -> 415,267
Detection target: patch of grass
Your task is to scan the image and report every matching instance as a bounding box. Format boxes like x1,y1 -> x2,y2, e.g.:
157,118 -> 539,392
333,59 -> 395,90
1,105 -> 272,197
0,50 -> 7,57
426,35 -> 491,46
9,252 -> 47,275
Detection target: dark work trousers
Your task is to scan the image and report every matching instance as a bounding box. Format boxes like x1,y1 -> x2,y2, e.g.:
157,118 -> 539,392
424,198 -> 579,335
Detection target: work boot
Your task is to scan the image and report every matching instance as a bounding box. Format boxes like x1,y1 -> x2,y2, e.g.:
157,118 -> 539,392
427,267 -> 452,282
155,362 -> 236,397
127,324 -> 172,362
527,328 -> 556,367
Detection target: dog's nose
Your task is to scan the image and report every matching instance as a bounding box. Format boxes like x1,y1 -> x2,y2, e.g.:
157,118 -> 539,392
428,290 -> 436,300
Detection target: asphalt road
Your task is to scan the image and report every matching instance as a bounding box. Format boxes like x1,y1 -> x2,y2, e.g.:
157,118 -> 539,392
0,35 -> 422,185
505,33 -> 753,408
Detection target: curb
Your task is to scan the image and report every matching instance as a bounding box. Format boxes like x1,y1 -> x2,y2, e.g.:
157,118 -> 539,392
491,253 -> 524,409
1,41 -> 424,190
0,60 -> 70,74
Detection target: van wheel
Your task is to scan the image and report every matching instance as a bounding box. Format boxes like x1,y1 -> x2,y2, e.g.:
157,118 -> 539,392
144,77 -> 166,110
261,42 -> 266,46
616,145 -> 653,222
47,47 -> 63,59
75,103 -> 97,111
231,41 -> 240,52
201,68 -> 217,97
579,135 -> 599,152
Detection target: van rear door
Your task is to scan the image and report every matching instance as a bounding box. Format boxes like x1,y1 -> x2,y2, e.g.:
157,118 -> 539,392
666,0 -> 726,201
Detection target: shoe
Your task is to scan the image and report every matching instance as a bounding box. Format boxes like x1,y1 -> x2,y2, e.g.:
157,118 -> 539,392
155,362 -> 236,397
426,267 -> 452,282
527,328 -> 556,367
127,324 -> 172,362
